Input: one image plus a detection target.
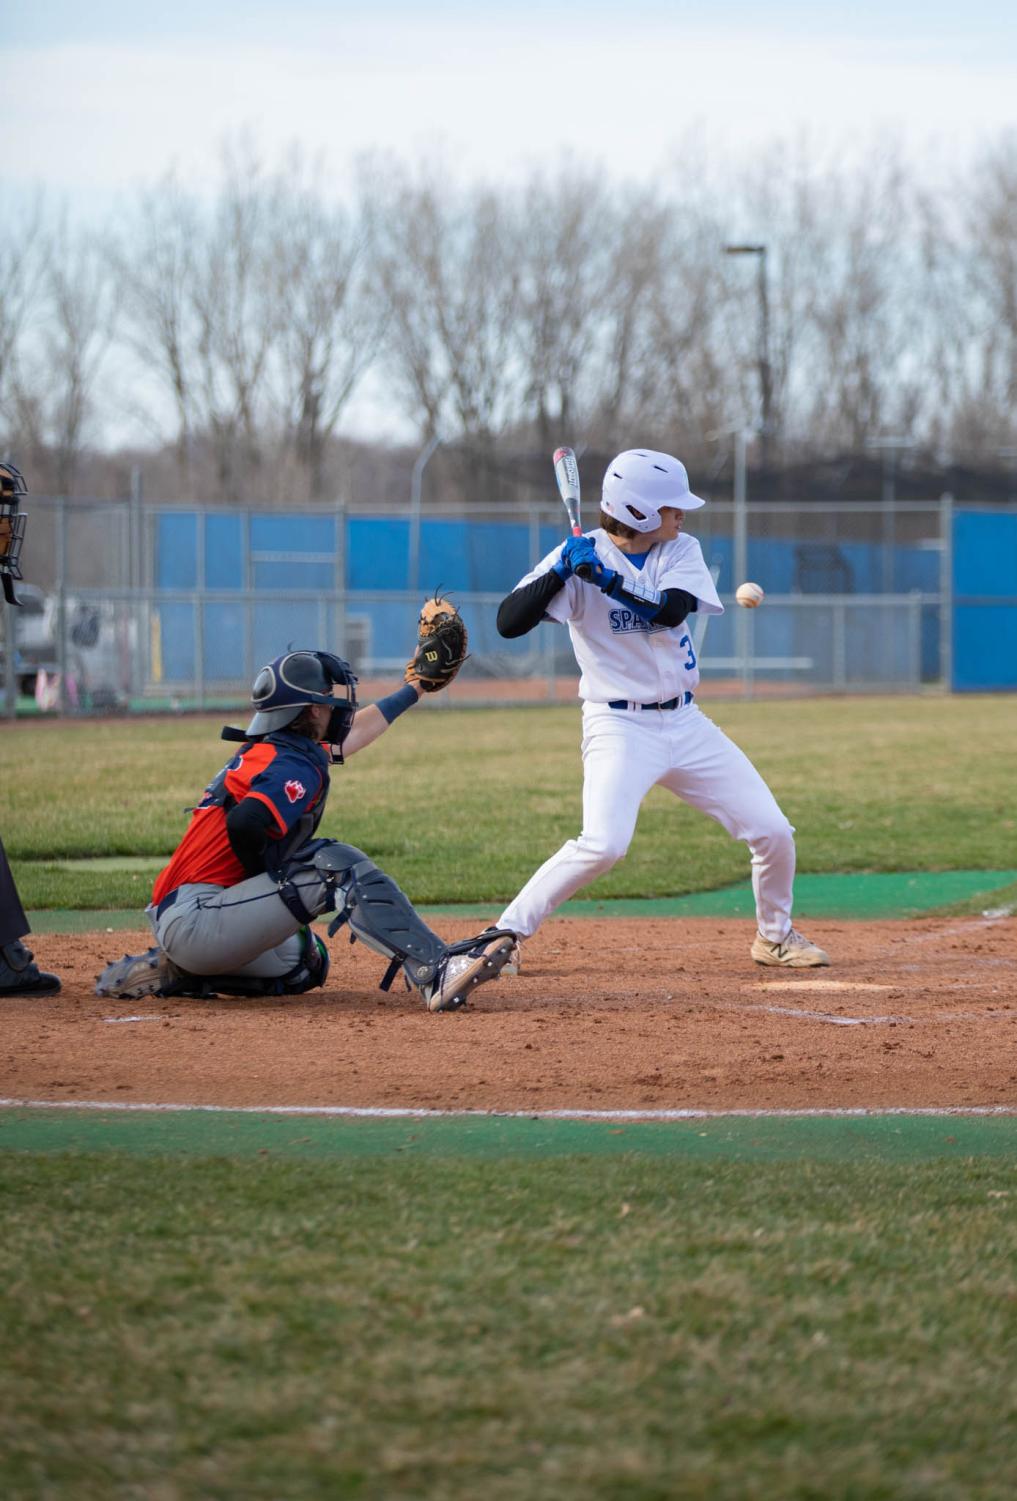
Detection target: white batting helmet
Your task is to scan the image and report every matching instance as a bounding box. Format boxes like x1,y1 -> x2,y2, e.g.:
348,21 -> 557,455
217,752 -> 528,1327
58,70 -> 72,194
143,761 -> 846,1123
601,449 -> 706,533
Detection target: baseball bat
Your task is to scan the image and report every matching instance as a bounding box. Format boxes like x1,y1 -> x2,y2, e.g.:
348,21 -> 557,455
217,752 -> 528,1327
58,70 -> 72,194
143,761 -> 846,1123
552,446 -> 592,578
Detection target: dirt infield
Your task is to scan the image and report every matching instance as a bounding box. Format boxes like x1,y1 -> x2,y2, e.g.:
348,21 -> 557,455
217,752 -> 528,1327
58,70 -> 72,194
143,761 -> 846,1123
4,914 -> 1016,1115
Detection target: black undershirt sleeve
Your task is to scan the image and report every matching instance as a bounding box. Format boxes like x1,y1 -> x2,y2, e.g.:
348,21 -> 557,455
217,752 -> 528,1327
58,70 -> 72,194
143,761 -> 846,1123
496,573 -> 699,637
496,570 -> 566,638
226,797 -> 277,877
652,588 -> 699,627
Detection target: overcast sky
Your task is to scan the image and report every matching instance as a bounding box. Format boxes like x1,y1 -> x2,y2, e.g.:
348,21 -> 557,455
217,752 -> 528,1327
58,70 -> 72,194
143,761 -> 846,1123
3,1 -> 1015,446
4,0 -> 1016,214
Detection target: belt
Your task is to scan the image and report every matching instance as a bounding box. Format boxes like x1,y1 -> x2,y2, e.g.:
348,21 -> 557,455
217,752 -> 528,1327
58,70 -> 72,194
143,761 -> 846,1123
607,691 -> 694,712
155,888 -> 179,919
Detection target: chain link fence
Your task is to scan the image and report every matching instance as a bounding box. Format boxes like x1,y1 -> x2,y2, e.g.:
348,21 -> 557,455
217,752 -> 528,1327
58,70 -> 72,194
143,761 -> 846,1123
1,492 -> 956,716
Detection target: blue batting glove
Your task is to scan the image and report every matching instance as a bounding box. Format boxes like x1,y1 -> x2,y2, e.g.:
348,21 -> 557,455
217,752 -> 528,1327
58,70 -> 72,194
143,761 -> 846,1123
553,534 -> 598,581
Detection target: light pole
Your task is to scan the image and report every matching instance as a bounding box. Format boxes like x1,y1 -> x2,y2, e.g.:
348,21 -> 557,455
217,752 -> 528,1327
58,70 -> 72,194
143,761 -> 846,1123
708,424 -> 755,698
724,244 -> 772,471
866,436 -> 912,594
409,433 -> 443,594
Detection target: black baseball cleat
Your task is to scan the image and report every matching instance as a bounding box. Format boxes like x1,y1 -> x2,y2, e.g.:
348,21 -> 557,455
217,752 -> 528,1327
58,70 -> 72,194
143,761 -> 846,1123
0,940 -> 61,997
95,946 -> 185,1000
423,932 -> 517,1013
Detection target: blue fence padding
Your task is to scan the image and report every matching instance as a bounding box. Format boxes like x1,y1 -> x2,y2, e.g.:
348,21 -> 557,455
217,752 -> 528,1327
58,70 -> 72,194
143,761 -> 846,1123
250,513 -> 336,557
156,603 -> 195,681
952,512 -> 1017,691
202,603 -> 246,680
157,511 -> 943,601
698,537 -> 939,596
347,518 -> 551,592
252,560 -> 336,591
347,599 -> 421,664
953,606 -> 1017,690
347,519 -> 410,589
156,514 -> 198,589
252,600 -> 327,664
204,516 -> 244,588
954,512 -> 1017,596
150,508 -> 1007,691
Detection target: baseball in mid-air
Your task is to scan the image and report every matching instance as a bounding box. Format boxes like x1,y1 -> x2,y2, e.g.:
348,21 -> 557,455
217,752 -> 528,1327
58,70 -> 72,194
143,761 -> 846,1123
736,581 -> 765,608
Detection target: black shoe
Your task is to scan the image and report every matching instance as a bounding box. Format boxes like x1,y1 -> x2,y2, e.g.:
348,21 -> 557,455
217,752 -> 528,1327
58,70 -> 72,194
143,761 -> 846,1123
0,940 -> 61,996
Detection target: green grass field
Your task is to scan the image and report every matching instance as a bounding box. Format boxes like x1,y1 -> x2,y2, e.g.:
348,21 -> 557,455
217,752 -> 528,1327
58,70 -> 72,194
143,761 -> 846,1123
4,695 -> 1017,909
2,1138 -> 1016,1500
2,694 -> 1016,1497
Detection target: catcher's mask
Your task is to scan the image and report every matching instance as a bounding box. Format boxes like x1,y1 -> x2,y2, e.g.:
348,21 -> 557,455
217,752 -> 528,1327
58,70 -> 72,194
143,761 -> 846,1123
245,650 -> 358,747
601,449 -> 706,534
0,461 -> 28,606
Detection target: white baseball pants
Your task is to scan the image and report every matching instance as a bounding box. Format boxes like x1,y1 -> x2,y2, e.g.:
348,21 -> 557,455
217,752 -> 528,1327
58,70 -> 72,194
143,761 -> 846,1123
498,701 -> 796,941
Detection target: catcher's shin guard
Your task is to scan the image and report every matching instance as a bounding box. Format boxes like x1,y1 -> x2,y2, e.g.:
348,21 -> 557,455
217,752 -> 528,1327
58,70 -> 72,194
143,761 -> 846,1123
328,856 -> 447,992
275,840 -> 368,924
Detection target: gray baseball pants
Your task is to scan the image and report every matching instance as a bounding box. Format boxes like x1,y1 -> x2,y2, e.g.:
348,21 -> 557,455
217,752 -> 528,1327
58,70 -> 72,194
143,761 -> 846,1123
147,869 -> 332,980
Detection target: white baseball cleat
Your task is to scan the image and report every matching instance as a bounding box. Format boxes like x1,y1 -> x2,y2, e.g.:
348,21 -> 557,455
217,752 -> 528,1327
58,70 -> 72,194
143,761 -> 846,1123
751,928 -> 830,968
424,933 -> 517,1013
502,939 -> 523,976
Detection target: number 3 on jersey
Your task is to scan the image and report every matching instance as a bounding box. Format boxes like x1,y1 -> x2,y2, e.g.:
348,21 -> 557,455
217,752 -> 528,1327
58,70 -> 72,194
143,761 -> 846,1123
680,632 -> 697,670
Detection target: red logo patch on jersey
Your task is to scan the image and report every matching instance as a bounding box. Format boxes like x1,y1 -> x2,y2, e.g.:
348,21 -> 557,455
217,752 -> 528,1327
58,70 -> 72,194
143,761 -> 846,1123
284,778 -> 307,804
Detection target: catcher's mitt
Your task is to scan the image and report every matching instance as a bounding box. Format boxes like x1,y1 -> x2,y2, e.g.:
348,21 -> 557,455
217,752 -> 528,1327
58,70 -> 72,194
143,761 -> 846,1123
404,594 -> 468,693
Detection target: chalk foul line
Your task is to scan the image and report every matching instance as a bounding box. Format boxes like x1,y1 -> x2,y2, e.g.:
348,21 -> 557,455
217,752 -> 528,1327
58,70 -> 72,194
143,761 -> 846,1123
1,1098 -> 1015,1121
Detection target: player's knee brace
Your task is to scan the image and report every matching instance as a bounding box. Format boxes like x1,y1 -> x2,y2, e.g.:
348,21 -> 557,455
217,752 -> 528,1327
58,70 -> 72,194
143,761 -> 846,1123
329,857 -> 447,991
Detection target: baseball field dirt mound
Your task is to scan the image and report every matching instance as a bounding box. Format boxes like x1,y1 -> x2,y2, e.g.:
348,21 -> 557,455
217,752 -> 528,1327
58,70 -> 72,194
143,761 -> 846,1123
3,915 -> 1015,1115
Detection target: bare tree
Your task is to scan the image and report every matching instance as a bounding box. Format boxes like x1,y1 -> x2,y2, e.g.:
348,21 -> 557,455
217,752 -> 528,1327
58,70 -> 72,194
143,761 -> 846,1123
793,148 -> 925,452
624,190 -> 733,457
113,174 -> 202,486
950,133 -> 1017,456
115,146 -> 279,500
366,160 -> 524,450
0,194 -> 49,448
269,155 -> 384,499
25,129 -> 1017,496
511,164 -> 612,448
47,225 -> 116,491
3,217 -> 116,492
189,144 -> 278,498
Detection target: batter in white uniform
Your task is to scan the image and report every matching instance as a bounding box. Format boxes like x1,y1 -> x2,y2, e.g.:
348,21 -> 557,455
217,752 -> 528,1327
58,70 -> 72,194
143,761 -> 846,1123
494,448 -> 829,969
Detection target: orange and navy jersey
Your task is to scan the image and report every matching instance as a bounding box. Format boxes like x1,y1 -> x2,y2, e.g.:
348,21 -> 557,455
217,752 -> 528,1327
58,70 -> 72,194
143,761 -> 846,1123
152,733 -> 330,904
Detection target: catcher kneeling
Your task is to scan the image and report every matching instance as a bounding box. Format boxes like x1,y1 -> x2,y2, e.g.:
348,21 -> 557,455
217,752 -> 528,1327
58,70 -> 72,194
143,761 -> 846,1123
96,603 -> 514,1012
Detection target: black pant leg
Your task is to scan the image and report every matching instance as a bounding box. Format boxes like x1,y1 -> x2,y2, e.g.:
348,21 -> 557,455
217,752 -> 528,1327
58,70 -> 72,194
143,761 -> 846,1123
0,835 -> 29,948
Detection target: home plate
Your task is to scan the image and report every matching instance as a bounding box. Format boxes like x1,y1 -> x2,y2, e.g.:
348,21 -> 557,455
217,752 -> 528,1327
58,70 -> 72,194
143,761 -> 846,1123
754,980 -> 894,993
